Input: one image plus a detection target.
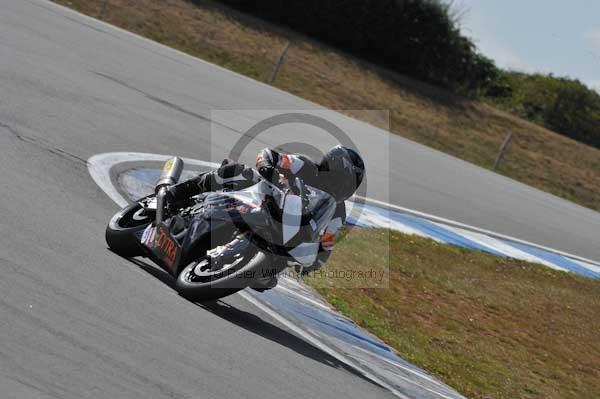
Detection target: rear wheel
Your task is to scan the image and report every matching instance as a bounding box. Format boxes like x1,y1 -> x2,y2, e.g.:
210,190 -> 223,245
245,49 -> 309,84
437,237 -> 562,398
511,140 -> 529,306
105,199 -> 153,257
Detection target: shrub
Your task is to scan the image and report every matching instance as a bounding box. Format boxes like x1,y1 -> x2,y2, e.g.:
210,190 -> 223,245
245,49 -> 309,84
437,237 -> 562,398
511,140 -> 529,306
214,0 -> 497,95
488,72 -> 600,148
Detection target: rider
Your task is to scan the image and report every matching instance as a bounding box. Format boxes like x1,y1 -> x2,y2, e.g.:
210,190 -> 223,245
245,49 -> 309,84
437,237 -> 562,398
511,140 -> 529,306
166,145 -> 365,290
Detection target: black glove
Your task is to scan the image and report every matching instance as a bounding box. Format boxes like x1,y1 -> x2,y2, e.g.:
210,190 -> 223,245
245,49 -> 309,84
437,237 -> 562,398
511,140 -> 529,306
258,164 -> 283,187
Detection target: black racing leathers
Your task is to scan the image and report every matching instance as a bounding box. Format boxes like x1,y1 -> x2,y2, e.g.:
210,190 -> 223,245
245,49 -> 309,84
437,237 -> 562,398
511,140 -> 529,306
166,159 -> 261,201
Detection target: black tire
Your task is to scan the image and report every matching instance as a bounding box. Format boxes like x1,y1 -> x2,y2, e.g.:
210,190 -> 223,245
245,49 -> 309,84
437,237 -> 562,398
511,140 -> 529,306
105,199 -> 153,258
176,250 -> 285,301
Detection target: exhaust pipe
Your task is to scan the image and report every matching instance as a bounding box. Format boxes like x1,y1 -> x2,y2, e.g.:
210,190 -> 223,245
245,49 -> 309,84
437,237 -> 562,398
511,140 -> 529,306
155,157 -> 184,225
156,157 -> 184,191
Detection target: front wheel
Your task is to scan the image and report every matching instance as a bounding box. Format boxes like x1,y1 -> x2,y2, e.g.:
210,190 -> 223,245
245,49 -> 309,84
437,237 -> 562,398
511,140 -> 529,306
105,199 -> 153,257
176,246 -> 284,302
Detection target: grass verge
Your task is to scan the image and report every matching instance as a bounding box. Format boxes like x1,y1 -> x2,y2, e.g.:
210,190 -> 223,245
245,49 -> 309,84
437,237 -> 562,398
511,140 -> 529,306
304,228 -> 600,399
54,0 -> 600,211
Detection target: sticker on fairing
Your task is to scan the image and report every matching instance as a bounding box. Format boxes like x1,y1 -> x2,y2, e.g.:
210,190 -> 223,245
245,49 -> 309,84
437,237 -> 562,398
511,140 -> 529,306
152,223 -> 181,271
141,224 -> 156,245
162,158 -> 174,173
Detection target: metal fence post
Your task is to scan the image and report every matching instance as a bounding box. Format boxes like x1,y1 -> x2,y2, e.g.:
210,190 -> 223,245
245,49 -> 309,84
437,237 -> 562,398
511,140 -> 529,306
98,0 -> 109,19
493,132 -> 513,172
267,41 -> 291,85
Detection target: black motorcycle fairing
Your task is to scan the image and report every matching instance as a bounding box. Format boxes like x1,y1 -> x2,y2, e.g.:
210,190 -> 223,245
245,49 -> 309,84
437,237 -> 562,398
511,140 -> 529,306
135,177 -> 336,274
171,186 -> 274,270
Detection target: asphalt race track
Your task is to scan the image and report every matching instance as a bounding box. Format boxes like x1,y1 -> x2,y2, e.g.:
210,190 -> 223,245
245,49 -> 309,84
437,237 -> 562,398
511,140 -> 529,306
1,1 -> 600,398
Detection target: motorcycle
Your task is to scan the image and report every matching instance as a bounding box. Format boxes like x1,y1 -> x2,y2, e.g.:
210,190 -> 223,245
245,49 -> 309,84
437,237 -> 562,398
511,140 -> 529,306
105,157 -> 336,301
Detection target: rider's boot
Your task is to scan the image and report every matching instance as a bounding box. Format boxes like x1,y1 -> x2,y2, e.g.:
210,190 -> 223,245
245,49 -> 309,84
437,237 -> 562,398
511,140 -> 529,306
250,274 -> 279,292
